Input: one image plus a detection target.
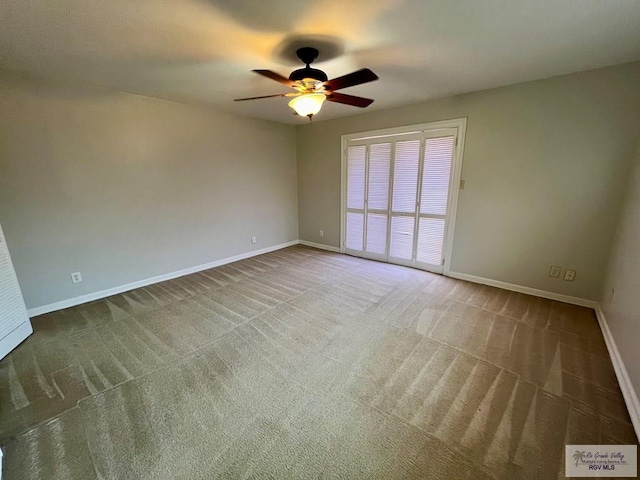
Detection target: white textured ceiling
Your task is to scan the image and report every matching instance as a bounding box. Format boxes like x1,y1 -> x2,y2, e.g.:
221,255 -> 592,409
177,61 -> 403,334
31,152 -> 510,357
1,0 -> 639,124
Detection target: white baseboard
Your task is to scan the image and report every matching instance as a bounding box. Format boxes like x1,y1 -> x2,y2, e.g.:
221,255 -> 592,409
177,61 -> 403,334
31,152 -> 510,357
447,271 -> 597,308
594,305 -> 640,440
24,244 -> 592,313
298,240 -> 341,253
27,240 -> 299,317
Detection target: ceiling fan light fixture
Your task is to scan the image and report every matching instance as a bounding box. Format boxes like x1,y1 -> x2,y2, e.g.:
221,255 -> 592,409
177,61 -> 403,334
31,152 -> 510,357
235,47 -> 378,119
288,93 -> 326,118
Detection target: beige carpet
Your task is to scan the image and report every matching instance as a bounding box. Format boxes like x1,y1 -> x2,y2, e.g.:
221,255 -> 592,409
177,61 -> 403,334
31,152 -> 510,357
0,246 -> 637,479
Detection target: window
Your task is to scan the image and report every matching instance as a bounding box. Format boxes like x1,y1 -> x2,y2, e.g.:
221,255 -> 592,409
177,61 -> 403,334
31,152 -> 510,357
341,119 -> 466,274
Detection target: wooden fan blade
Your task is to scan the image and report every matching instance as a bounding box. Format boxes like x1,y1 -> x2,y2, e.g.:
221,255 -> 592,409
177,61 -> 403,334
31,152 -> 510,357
234,93 -> 286,101
325,68 -> 378,91
253,70 -> 296,87
327,92 -> 374,108
234,93 -> 298,102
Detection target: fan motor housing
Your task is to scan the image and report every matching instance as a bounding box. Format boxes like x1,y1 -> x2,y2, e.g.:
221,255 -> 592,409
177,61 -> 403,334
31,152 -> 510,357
289,47 -> 328,83
289,67 -> 328,82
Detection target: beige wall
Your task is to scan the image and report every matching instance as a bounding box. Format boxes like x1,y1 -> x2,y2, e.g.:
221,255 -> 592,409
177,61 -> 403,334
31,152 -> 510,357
3,63 -> 639,310
297,62 -> 640,300
0,73 -> 298,310
601,140 -> 640,392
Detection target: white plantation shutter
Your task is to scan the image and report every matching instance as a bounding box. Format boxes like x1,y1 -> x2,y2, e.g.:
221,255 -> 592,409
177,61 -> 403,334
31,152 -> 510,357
414,134 -> 455,266
421,137 -> 454,215
392,140 -> 420,213
347,145 -> 366,210
343,123 -> 460,274
0,224 -> 32,359
367,143 -> 391,210
364,143 -> 391,257
0,243 -> 26,339
417,218 -> 445,264
345,145 -> 366,252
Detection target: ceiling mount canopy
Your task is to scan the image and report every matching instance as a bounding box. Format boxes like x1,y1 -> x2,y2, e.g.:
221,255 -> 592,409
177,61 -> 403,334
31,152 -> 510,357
234,46 -> 379,120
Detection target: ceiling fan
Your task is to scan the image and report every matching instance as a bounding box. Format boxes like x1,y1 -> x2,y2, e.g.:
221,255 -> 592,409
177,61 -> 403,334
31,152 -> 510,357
234,47 -> 379,120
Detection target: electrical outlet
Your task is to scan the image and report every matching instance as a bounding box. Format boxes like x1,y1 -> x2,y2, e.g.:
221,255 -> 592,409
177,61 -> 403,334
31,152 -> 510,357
549,266 -> 561,278
70,272 -> 83,284
319,230 -> 324,237
251,236 -> 257,244
564,270 -> 576,282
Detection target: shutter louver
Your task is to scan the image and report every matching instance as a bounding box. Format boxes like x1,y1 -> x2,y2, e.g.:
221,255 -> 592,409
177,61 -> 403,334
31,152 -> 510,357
366,213 -> 387,255
0,224 -> 32,359
346,212 -> 364,251
417,218 -> 445,265
421,136 -> 454,215
392,140 -> 420,213
347,145 -> 366,210
0,235 -> 29,339
367,143 -> 391,210
390,216 -> 415,260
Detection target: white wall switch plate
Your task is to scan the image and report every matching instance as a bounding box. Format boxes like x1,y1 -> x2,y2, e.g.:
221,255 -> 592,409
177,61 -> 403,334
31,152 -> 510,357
564,270 -> 576,281
319,230 -> 324,237
70,272 -> 83,284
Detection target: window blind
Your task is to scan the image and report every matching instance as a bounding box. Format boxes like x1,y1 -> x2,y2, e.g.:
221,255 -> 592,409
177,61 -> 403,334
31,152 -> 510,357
392,140 -> 420,213
366,213 -> 388,255
343,124 -> 459,274
421,136 -> 454,215
346,145 -> 366,210
417,218 -> 445,265
346,212 -> 364,251
390,216 -> 415,259
367,143 -> 391,210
